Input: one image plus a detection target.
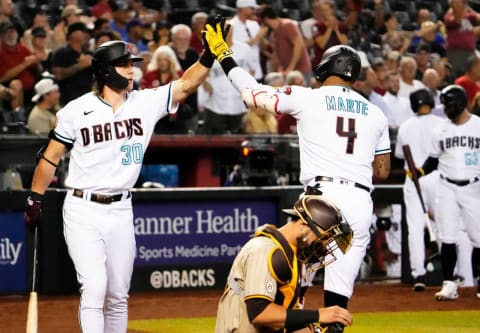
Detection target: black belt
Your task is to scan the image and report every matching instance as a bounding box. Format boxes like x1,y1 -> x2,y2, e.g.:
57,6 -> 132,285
73,189 -> 130,204
314,176 -> 370,193
440,174 -> 480,186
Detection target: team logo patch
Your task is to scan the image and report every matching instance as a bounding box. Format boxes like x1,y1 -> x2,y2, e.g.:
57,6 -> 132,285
276,86 -> 292,95
266,281 -> 274,293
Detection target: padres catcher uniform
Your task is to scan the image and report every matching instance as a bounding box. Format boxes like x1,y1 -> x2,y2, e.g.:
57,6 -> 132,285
25,39 -> 215,332
215,225 -> 301,333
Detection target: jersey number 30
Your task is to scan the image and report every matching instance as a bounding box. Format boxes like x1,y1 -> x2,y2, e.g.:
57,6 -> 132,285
336,116 -> 357,154
121,143 -> 144,165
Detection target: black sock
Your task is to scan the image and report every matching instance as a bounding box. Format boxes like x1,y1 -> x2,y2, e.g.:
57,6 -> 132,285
324,290 -> 348,308
440,243 -> 456,281
472,247 -> 480,280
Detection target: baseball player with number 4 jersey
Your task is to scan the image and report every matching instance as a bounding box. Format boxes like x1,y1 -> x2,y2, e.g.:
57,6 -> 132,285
24,37 -> 218,332
203,22 -> 391,333
412,85 -> 480,301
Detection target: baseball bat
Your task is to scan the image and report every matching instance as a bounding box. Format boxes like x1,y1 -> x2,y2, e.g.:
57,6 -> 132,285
26,227 -> 39,333
402,144 -> 437,242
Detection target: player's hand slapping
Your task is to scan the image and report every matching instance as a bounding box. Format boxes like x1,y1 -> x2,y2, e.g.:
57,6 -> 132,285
24,192 -> 43,232
202,15 -> 232,62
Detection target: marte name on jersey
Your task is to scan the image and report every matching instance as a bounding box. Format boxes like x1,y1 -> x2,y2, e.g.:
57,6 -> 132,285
80,117 -> 144,146
440,136 -> 480,150
325,95 -> 369,115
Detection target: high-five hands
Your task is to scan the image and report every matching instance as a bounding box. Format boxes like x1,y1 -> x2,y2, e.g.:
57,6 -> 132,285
202,15 -> 233,62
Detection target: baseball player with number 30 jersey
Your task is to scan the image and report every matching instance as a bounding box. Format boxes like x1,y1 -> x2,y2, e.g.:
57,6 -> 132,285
203,22 -> 391,333
24,39 -> 217,332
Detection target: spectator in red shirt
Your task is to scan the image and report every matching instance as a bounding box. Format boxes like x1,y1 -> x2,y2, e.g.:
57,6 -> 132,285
454,54 -> 480,110
311,0 -> 348,68
444,0 -> 480,77
91,0 -> 113,20
259,6 -> 312,83
0,20 -> 41,110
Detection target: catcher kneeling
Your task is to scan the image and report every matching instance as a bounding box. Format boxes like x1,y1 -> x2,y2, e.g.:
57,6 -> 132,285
214,195 -> 354,333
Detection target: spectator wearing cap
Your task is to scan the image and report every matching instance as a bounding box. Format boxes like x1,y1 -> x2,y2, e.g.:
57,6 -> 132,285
229,0 -> 269,81
148,20 -> 171,52
30,27 -> 53,73
189,11 -> 208,55
27,78 -> 60,134
21,8 -> 56,51
51,22 -> 94,106
125,18 -> 148,52
260,6 -> 312,82
52,4 -> 84,50
454,53 -> 480,110
0,20 -> 42,110
91,0 -> 113,20
109,0 -> 132,41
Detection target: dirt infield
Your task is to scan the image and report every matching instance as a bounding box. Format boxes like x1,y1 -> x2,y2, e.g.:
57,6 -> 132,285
1,283 -> 478,332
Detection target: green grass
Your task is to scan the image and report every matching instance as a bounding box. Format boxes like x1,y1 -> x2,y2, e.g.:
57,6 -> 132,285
128,310 -> 480,333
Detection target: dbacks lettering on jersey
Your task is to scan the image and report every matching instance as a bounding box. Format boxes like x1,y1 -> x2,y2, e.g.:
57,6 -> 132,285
80,117 -> 144,146
241,86 -> 282,114
325,95 -> 369,116
440,135 -> 480,150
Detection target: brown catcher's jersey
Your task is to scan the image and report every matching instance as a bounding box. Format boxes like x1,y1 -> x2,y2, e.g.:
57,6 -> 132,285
214,225 -> 301,333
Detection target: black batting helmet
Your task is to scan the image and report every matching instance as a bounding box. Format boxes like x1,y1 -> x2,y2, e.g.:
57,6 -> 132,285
410,88 -> 435,113
440,84 -> 467,121
314,45 -> 361,83
283,195 -> 353,267
92,41 -> 143,90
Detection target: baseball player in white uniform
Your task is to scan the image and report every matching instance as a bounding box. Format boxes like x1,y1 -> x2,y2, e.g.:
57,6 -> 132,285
412,85 -> 480,301
394,88 -> 444,291
24,39 -> 216,332
203,23 -> 391,333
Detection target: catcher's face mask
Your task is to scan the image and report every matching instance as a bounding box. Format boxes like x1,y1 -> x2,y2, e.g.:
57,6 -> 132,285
289,196 -> 353,269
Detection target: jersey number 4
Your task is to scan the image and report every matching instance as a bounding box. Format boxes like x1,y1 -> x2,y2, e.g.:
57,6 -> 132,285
336,116 -> 357,154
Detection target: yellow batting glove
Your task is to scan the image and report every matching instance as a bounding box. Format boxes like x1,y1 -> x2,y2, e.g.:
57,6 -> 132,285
203,22 -> 233,62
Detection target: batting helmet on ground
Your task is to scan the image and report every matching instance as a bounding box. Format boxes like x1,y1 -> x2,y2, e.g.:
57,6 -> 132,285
440,84 -> 467,121
314,45 -> 361,83
283,195 -> 353,266
409,88 -> 435,113
92,41 -> 143,90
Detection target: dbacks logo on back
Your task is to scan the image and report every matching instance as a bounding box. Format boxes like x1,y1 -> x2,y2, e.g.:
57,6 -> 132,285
276,86 -> 292,95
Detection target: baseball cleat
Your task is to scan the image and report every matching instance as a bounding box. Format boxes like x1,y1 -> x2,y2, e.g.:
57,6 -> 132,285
434,280 -> 458,301
413,275 -> 426,292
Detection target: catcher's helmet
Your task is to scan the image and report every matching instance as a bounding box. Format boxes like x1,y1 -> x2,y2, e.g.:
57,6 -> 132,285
92,41 -> 143,90
440,84 -> 467,121
409,88 -> 435,113
314,45 -> 361,83
283,195 -> 353,267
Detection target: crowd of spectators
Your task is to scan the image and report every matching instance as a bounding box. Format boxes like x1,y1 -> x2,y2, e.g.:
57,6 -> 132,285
1,0 -> 480,136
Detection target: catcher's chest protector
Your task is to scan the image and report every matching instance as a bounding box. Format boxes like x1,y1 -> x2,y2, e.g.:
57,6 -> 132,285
255,225 -> 301,310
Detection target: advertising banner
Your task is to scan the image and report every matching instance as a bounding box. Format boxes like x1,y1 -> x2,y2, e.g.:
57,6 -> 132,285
0,212 -> 26,293
132,199 -> 278,290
